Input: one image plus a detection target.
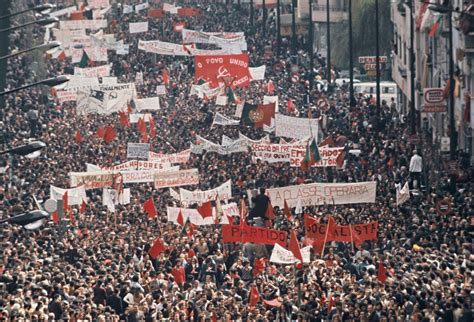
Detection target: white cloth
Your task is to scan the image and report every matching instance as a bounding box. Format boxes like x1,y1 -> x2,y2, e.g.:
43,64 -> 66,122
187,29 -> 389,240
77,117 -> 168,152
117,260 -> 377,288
409,154 -> 423,173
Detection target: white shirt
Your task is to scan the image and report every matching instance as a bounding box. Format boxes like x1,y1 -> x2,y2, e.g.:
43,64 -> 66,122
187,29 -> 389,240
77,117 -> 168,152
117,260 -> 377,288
409,154 -> 423,173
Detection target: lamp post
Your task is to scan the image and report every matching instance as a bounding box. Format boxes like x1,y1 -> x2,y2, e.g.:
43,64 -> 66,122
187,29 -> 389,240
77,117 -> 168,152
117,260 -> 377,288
292,0 -> 297,55
0,3 -> 56,20
0,75 -> 69,96
375,0 -> 381,117
0,17 -> 59,33
1,141 -> 47,186
348,0 -> 355,106
0,210 -> 50,230
250,0 -> 254,26
326,0 -> 331,83
263,0 -> 266,38
277,0 -> 281,56
409,0 -> 416,134
0,41 -> 61,61
308,0 -> 314,90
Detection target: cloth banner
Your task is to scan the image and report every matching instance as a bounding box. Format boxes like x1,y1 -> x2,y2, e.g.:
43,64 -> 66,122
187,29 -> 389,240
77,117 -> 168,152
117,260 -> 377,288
129,22 -> 149,34
216,95 -> 228,106
135,2 -> 150,13
179,180 -> 232,205
305,219 -> 379,244
76,83 -> 136,115
396,182 -> 410,206
163,3 -> 179,13
167,202 -> 239,225
265,181 -> 377,208
129,113 -> 152,123
154,169 -> 199,189
135,97 -> 160,111
221,225 -> 288,246
194,54 -> 251,88
190,82 -> 224,98
50,185 -> 86,205
264,95 -> 279,113
251,142 -> 306,163
59,20 -> 107,30
249,65 -> 266,81
138,40 -> 235,56
102,188 -> 130,212
74,65 -> 111,78
120,169 -> 179,184
170,188 -> 180,200
88,0 -> 109,9
269,244 -> 311,264
156,85 -> 166,95
289,146 -> 345,167
148,149 -> 191,164
212,112 -> 240,126
70,171 -> 115,189
208,35 -> 247,51
127,143 -> 150,160
182,29 -> 245,45
101,77 -> 117,85
275,114 -> 319,140
86,160 -> 173,172
71,46 -> 108,63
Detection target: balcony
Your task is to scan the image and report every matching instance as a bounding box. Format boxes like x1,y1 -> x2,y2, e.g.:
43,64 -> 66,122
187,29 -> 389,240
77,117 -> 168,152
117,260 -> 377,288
310,3 -> 348,23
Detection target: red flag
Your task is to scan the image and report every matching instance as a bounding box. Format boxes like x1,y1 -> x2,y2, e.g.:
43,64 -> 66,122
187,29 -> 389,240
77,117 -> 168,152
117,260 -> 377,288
119,111 -> 130,127
149,116 -> 156,138
148,8 -> 165,18
52,211 -> 59,224
96,127 -> 105,139
265,202 -> 275,220
318,136 -> 336,147
266,79 -> 275,95
328,296 -> 335,312
57,50 -> 66,61
249,286 -> 260,307
171,266 -> 186,285
187,223 -> 196,239
283,200 -> 293,221
74,130 -> 83,143
197,201 -> 213,219
144,197 -> 157,219
289,230 -> 303,263
62,191 -> 68,211
253,258 -> 266,277
287,99 -> 295,113
69,11 -> 84,20
263,299 -> 282,307
141,129 -> 148,143
377,261 -> 387,283
149,237 -> 166,259
162,70 -> 170,85
176,210 -> 185,226
137,117 -> 147,134
103,126 -> 117,144
327,216 -> 337,239
336,150 -> 346,169
79,200 -> 87,214
68,210 -> 75,226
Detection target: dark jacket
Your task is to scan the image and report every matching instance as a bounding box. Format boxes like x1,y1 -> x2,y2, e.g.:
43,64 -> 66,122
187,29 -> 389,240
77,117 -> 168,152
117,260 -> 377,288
249,193 -> 270,220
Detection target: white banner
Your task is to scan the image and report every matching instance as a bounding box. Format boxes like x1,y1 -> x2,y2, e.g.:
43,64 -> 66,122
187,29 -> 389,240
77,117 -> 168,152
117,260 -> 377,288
129,21 -> 149,34
102,188 -> 130,212
50,185 -> 87,205
289,146 -> 344,168
129,113 -> 152,123
52,28 -> 85,47
212,112 -> 240,126
76,83 -> 136,115
56,90 -> 78,103
163,3 -> 179,13
396,182 -> 410,206
135,97 -> 160,111
74,65 -> 111,78
179,180 -> 232,205
127,143 -> 150,160
249,65 -> 266,81
87,160 -> 173,172
71,46 -> 108,63
265,181 -> 377,208
60,20 -> 107,30
101,77 -> 117,85
135,2 -> 150,13
88,0 -> 110,9
156,85 -> 166,96
251,142 -> 306,163
190,82 -> 223,99
216,95 -> 228,106
121,169 -> 179,184
275,114 -> 319,140
182,29 -> 245,45
154,169 -> 199,189
138,40 -> 235,56
269,244 -> 311,264
167,203 -> 239,225
148,149 -> 191,164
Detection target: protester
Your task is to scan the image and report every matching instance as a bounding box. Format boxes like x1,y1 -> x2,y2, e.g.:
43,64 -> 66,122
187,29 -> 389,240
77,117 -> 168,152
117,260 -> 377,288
0,1 -> 472,321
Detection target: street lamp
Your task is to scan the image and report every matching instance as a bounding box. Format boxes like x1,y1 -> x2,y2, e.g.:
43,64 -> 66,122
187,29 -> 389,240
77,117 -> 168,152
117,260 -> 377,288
0,210 -> 50,230
0,3 -> 56,20
0,75 -> 69,96
0,41 -> 61,61
348,0 -> 355,106
0,141 -> 47,156
0,16 -> 59,33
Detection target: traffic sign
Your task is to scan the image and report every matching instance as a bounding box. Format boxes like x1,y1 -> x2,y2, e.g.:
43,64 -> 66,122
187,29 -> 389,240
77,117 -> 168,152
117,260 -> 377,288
422,88 -> 447,113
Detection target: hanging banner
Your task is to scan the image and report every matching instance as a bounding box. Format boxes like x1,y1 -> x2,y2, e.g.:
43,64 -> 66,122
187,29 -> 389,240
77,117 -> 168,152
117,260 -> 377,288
86,160 -> 173,172
167,202 -> 239,225
182,29 -> 245,44
74,65 -> 111,78
76,83 -> 136,115
50,185 -> 87,205
289,146 -> 345,167
129,21 -> 149,34
135,97 -> 160,111
59,20 -> 107,30
138,40 -> 235,56
251,142 -> 306,163
275,114 -> 319,140
249,65 -> 266,81
148,149 -> 191,164
221,225 -> 288,246
154,169 -> 199,189
212,112 -> 240,126
305,220 -> 379,244
120,168 -> 179,184
127,143 -> 150,160
129,113 -> 152,123
70,171 -> 115,189
179,180 -> 232,205
102,188 -> 130,212
190,82 -> 224,98
269,244 -> 311,264
194,53 -> 251,88
265,181 -> 377,208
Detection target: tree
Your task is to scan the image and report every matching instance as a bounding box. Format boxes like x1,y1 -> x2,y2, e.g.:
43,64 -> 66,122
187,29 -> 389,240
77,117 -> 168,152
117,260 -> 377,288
331,0 -> 393,70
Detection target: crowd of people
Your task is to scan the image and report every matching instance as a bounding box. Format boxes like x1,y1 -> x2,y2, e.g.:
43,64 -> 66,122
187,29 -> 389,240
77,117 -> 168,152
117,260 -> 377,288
0,0 -> 472,321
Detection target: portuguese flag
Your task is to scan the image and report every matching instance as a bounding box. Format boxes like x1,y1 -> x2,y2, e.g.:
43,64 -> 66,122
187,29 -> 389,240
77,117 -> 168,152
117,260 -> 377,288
241,102 -> 275,128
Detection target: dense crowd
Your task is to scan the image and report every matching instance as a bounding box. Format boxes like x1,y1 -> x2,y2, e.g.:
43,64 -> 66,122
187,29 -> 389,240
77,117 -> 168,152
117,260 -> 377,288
0,1 -> 472,321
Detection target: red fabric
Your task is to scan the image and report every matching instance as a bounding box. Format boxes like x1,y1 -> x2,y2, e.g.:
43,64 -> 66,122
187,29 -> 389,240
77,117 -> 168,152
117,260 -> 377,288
75,130 -> 83,143
57,51 -> 66,61
263,298 -> 282,307
96,127 -> 105,139
148,8 -> 165,18
149,116 -> 156,138
103,126 -> 116,144
265,201 -> 274,227
52,211 -> 59,224
171,267 -> 186,285
289,230 -> 303,262
328,296 -> 335,312
194,54 -> 251,88
319,136 -> 336,147
239,199 -> 247,224
162,70 -> 170,85
149,237 -> 166,259
137,117 -> 147,134
249,286 -> 260,307
327,216 -> 337,239
187,223 -> 196,238
266,80 -> 275,95
68,211 -> 75,226
283,200 -> 293,221
79,200 -> 87,214
306,220 -> 378,244
141,129 -> 148,143
253,258 -> 266,277
188,249 -> 196,258
176,210 -> 185,226
144,197 -> 157,219
69,11 -> 84,20
177,7 -> 201,17
287,99 -> 295,113
377,261 -> 387,283
222,225 -> 288,246
336,150 -> 345,168
119,111 -> 129,127
63,191 -> 68,211
197,201 -> 213,218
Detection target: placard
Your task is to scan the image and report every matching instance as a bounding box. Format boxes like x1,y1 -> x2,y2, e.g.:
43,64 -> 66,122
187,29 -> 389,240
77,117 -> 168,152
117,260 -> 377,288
154,169 -> 199,189
127,143 -> 150,160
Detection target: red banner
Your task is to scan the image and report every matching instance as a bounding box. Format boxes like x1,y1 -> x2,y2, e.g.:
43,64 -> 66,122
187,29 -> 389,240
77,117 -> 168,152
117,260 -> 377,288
222,225 -> 288,246
148,8 -> 165,18
195,54 -> 251,88
304,215 -> 378,244
177,8 -> 201,17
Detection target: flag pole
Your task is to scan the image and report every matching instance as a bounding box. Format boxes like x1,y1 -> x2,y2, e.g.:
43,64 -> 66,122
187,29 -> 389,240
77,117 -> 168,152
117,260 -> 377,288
320,217 -> 330,258
349,224 -> 355,253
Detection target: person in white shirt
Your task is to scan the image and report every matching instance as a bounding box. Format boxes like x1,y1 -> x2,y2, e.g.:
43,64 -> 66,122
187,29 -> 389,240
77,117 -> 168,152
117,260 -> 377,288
409,150 -> 423,189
